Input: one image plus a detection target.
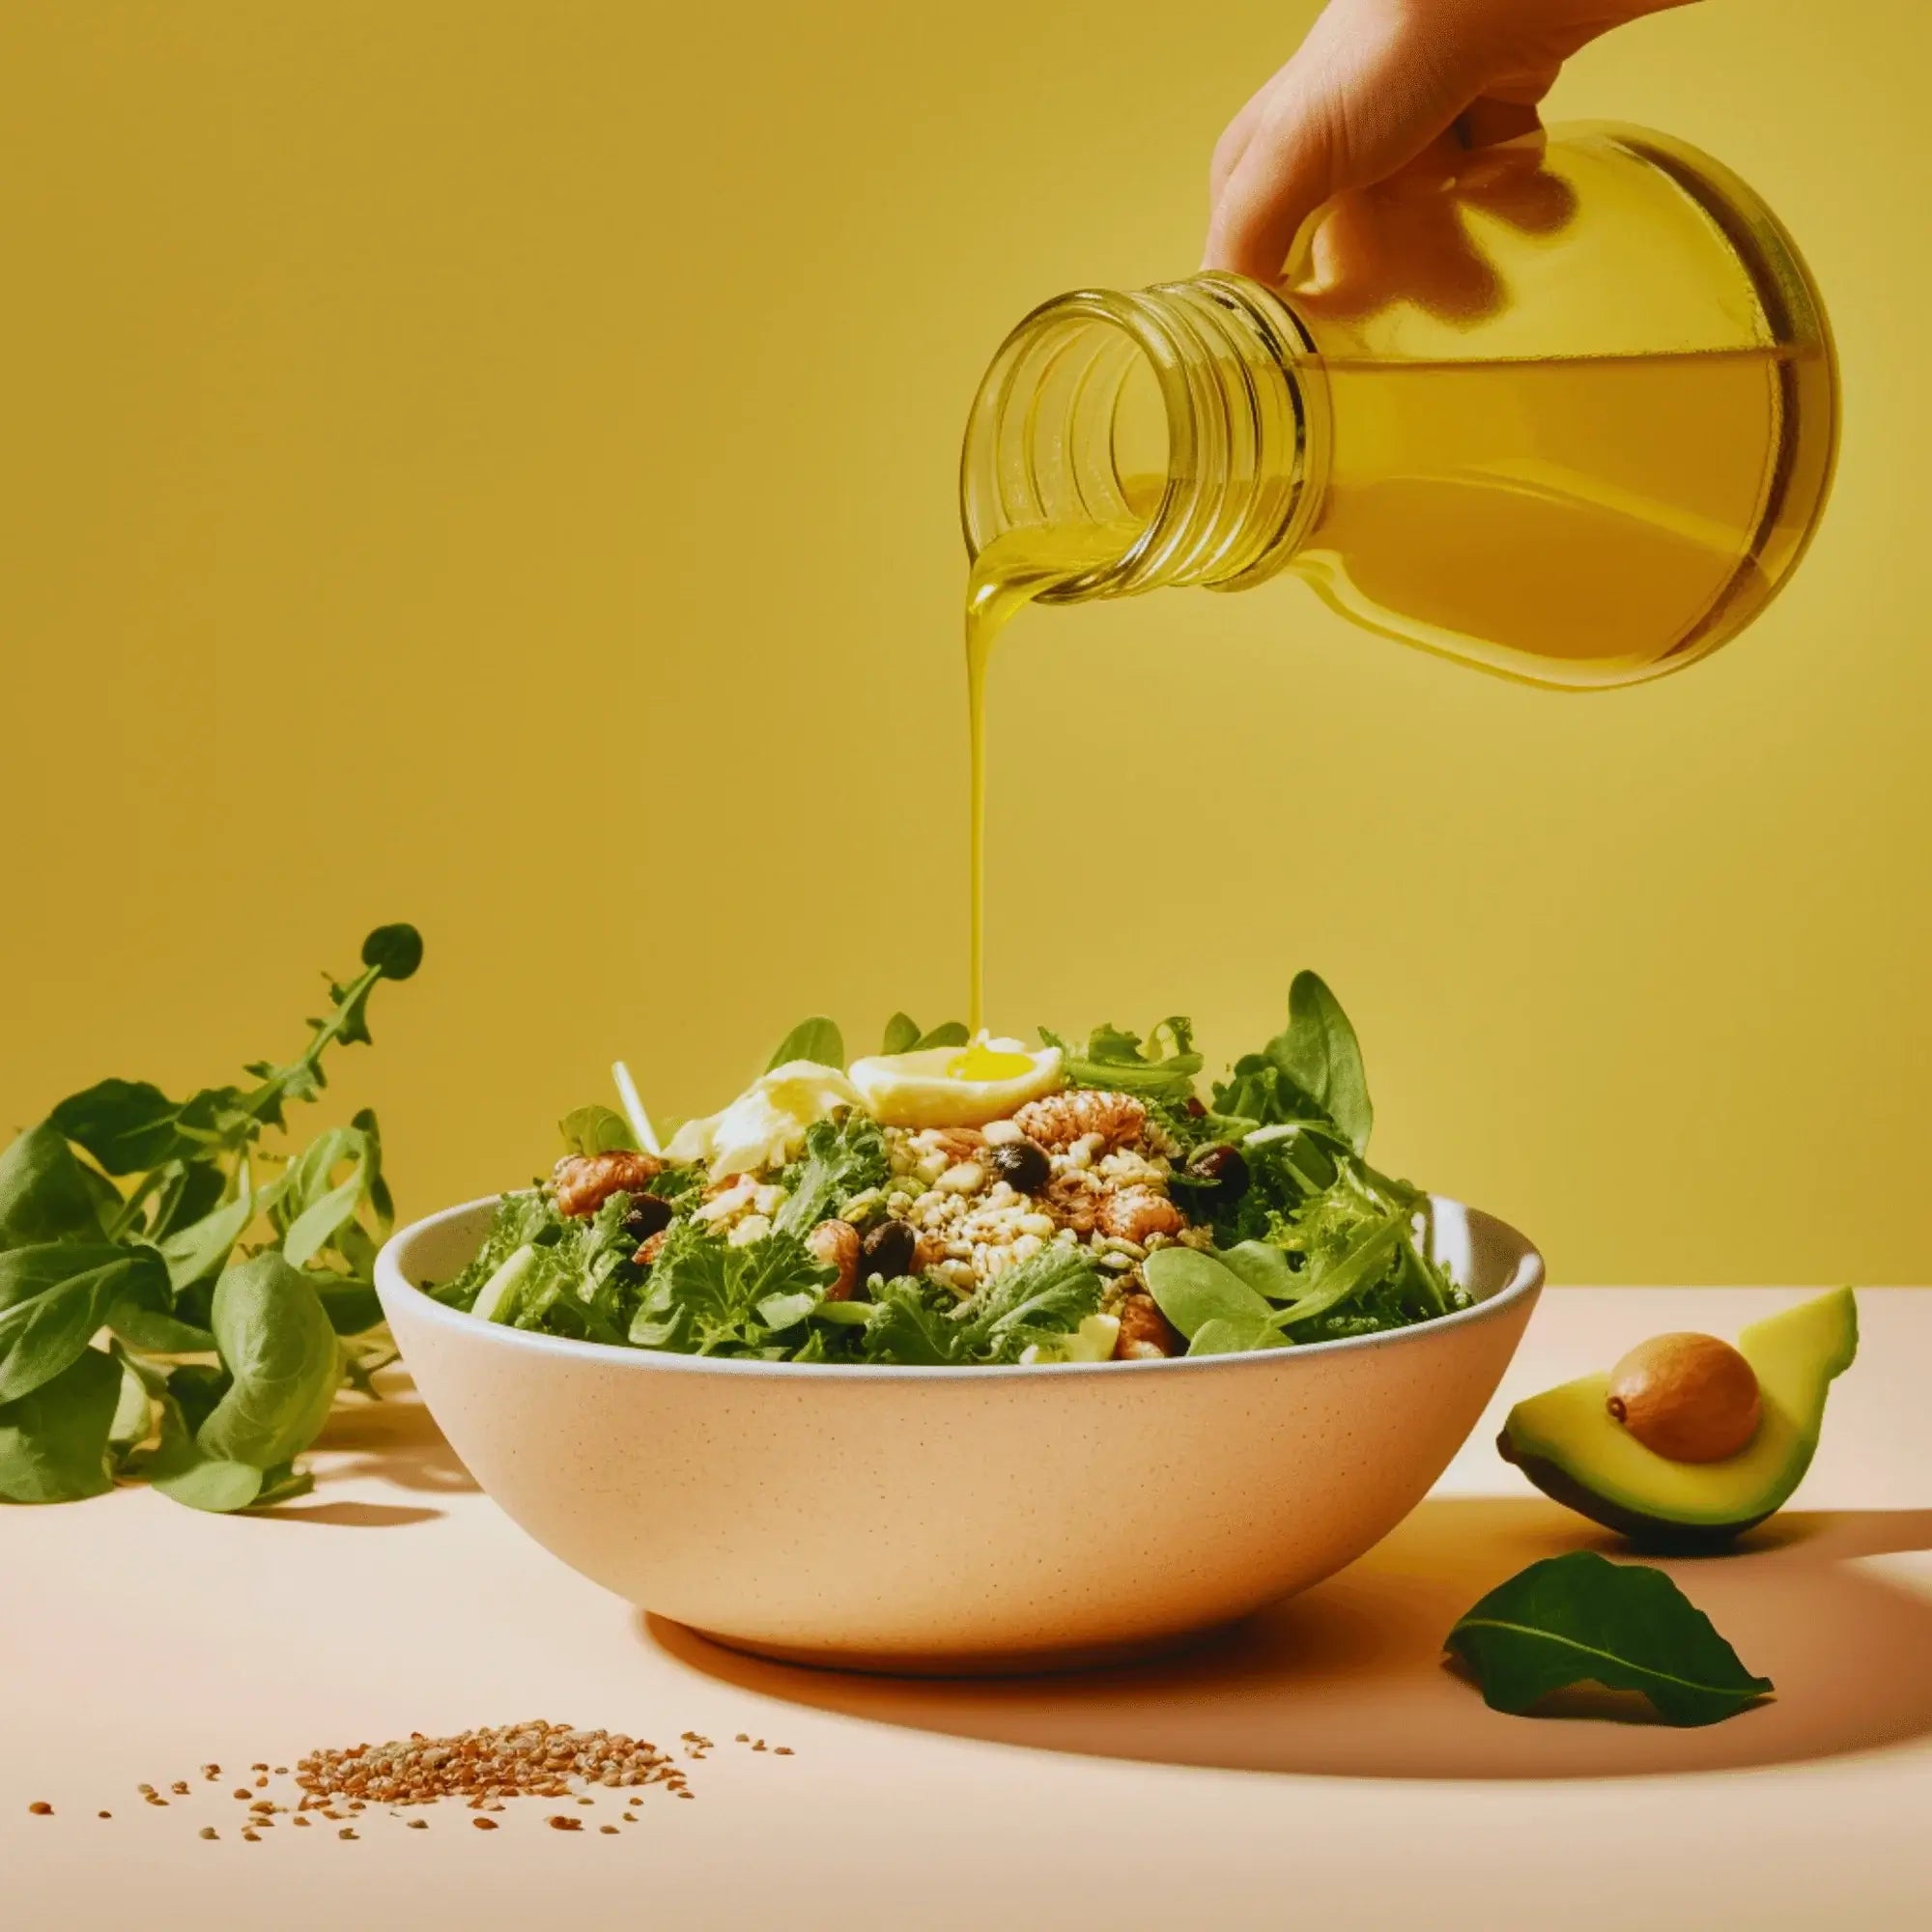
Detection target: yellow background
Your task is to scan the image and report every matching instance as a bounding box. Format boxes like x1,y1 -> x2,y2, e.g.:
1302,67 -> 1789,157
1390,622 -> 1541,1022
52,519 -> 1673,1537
1,1 -> 1925,1284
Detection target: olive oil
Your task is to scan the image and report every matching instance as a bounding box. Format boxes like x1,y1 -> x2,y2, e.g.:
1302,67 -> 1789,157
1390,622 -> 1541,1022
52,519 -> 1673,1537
960,125 -> 1838,1027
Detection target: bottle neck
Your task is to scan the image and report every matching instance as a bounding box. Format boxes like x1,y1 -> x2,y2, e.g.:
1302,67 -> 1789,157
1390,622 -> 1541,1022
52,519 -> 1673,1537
960,273 -> 1324,601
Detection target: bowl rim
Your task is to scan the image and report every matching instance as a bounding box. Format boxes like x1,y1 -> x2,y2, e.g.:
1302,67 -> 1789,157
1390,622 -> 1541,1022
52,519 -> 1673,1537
376,1191 -> 1544,1382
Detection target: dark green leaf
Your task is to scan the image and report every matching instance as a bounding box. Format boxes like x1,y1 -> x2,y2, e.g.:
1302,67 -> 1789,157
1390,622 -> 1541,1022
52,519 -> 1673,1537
109,1305 -> 218,1353
0,1123 -> 106,1250
360,923 -> 424,980
145,1160 -> 228,1242
195,1255 -> 340,1468
558,1105 -> 641,1156
0,1246 -> 168,1403
766,1017 -> 844,1071
313,1276 -> 384,1336
774,1117 -> 888,1236
881,1012 -> 922,1057
250,1463 -> 316,1508
49,1079 -> 185,1175
1444,1551 -> 1775,1727
156,1170 -> 257,1293
0,1345 -> 121,1503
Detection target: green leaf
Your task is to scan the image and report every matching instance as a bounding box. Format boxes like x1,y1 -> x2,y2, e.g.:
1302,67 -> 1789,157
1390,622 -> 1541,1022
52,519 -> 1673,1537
1444,1551 -> 1775,1727
281,1162 -> 366,1269
156,1165 -> 257,1292
312,1276 -> 384,1336
774,1117 -> 888,1236
1275,972 -> 1373,1153
250,1463 -> 316,1509
912,1021 -> 970,1050
360,923 -> 424,980
1215,1240 -> 1298,1301
1143,1247 -> 1276,1342
881,1012 -> 922,1057
766,1017 -> 844,1071
147,1393 -> 264,1514
194,1255 -> 341,1469
1045,1018 -> 1203,1101
49,1079 -> 185,1175
0,1123 -> 107,1250
558,1105 -> 641,1156
0,1245 -> 169,1403
1189,1315 -> 1290,1354
1276,1212 -> 1406,1327
109,1305 -> 218,1354
0,1345 -> 121,1502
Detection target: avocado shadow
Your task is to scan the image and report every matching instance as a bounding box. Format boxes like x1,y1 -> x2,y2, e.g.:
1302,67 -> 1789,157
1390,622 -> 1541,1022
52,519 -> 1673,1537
644,1497 -> 1932,1780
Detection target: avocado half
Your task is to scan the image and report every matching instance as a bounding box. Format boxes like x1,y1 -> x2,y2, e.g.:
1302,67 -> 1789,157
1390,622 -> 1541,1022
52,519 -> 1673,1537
1498,1288 -> 1859,1551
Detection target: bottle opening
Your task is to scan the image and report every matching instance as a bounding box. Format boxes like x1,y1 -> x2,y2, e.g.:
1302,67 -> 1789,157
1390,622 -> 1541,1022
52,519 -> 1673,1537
961,278 -> 1318,602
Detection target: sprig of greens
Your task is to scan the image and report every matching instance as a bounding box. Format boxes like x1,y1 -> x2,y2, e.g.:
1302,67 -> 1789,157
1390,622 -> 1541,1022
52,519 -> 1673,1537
0,925 -> 422,1511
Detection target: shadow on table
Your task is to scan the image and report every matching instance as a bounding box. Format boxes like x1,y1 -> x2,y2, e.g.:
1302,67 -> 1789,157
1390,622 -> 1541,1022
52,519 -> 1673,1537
304,1387 -> 480,1503
647,1497 -> 1932,1780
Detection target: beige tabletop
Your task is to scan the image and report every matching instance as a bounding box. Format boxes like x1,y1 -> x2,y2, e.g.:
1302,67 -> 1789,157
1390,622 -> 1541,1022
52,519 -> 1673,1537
6,1287 -> 1929,1931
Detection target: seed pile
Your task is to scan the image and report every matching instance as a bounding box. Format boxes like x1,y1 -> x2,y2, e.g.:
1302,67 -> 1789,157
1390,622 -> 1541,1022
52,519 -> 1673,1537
295,1722 -> 688,1807
21,1724 -> 791,1841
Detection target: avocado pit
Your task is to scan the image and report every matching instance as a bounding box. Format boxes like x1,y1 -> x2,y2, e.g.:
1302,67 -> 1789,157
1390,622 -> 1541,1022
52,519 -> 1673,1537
1605,1331 -> 1761,1463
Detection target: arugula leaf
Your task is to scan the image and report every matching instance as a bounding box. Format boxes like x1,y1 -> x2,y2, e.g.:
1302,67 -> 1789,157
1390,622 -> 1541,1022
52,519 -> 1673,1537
0,1245 -> 168,1403
1445,1551 -> 1775,1726
0,1123 -> 107,1250
558,1105 -> 640,1156
192,1255 -> 340,1471
1041,1018 -> 1204,1101
766,1017 -> 844,1072
0,1345 -> 122,1502
774,1117 -> 888,1236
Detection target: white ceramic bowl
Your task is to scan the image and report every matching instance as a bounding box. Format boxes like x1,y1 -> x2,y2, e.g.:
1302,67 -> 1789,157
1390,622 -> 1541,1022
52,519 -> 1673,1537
377,1195 -> 1542,1674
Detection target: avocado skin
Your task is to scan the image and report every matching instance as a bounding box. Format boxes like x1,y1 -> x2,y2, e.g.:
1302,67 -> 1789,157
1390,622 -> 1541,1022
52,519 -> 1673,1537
1496,1432 -> 1773,1551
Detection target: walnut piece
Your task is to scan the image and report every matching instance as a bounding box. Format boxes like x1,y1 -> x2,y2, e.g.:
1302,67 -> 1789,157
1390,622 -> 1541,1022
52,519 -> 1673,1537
552,1150 -> 664,1219
633,1229 -> 669,1267
1012,1090 -> 1148,1152
807,1219 -> 862,1301
1113,1293 -> 1184,1360
1095,1187 -> 1183,1245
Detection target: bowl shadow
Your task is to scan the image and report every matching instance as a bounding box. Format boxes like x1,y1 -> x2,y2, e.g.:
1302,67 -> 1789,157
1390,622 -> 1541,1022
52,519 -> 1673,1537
309,1384 -> 480,1498
645,1497 -> 1932,1780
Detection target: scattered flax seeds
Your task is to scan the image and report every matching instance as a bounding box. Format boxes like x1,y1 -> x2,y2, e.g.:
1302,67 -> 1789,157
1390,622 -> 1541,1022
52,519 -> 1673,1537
338,1828 -> 357,1841
98,1811 -> 111,1820
295,1721 -> 681,1808
548,1815 -> 582,1833
28,1803 -> 52,1816
232,1789 -> 250,1801
199,1828 -> 217,1841
472,1818 -> 497,1832
600,1825 -> 618,1834
171,1781 -> 189,1796
407,1819 -> 428,1831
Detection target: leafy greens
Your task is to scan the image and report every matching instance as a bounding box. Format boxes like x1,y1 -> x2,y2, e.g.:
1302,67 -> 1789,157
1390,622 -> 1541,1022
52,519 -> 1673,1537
0,925 -> 422,1511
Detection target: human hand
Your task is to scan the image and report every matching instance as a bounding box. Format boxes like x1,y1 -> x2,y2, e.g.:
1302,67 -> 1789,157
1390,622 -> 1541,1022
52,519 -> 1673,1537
1205,0 -> 1697,303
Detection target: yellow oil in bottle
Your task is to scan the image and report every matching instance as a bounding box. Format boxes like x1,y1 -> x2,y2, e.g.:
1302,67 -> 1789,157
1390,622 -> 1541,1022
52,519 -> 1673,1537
959,125 -> 1839,1026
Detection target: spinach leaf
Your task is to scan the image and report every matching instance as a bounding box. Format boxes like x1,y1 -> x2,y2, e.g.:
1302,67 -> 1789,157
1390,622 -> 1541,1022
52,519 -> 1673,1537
0,1123 -> 106,1250
1444,1551 -> 1775,1727
881,1012 -> 922,1057
1213,972 -> 1373,1153
1040,1018 -> 1204,1102
0,1345 -> 121,1503
1143,1247 -> 1277,1345
49,1079 -> 187,1175
913,1021 -> 970,1050
0,1245 -> 168,1403
193,1255 -> 341,1470
558,1105 -> 640,1156
766,1017 -> 844,1071
146,1393 -> 265,1514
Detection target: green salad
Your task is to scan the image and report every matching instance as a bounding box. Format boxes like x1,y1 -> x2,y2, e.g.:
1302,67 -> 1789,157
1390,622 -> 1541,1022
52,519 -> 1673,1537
435,971 -> 1470,1366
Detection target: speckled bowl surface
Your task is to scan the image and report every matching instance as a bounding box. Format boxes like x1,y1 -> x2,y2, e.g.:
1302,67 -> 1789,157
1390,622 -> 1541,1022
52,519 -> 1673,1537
376,1195 -> 1542,1675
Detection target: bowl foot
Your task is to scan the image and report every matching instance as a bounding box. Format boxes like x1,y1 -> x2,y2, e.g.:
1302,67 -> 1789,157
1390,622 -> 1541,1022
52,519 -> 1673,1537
674,1619 -> 1231,1679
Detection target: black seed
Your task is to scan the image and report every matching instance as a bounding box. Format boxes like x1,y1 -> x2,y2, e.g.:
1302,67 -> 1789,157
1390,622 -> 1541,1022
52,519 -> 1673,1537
988,1139 -> 1052,1195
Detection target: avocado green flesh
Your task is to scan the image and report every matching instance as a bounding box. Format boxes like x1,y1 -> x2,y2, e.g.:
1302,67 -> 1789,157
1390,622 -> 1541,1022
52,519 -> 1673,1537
1500,1288 -> 1858,1540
